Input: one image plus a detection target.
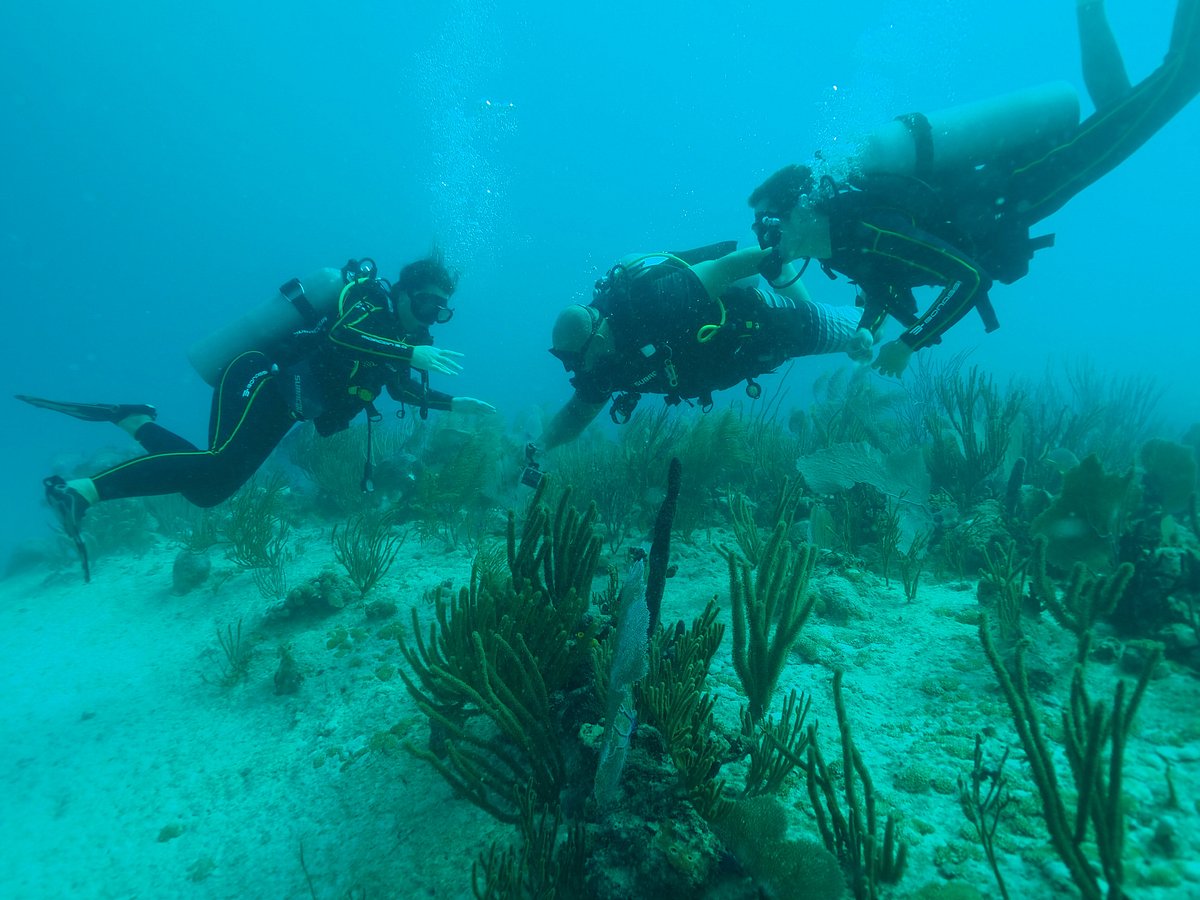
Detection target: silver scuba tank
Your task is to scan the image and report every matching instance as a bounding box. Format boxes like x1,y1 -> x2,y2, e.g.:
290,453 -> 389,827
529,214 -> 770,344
187,267 -> 345,386
854,81 -> 1081,178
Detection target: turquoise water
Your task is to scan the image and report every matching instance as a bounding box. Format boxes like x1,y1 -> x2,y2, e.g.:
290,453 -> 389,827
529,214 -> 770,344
1,2 -> 1198,897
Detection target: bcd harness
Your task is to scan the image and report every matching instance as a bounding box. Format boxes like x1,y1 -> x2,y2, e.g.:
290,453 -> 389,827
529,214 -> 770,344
889,111 -> 1058,285
809,160 -> 1058,335
279,257 -> 427,492
596,253 -> 766,424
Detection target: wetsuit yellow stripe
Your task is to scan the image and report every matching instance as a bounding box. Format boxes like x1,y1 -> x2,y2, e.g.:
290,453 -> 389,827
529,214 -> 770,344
859,224 -> 985,350
210,352 -> 279,454
328,303 -> 416,362
1013,0 -> 1199,215
93,352 -> 278,485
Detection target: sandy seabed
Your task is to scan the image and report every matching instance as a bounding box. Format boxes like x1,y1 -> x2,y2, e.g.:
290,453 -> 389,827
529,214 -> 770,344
2,523 -> 1198,900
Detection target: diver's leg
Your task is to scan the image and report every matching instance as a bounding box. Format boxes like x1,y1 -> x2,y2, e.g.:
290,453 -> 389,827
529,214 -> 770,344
1077,0 -> 1131,109
50,404 -> 209,510
89,353 -> 295,507
1012,0 -> 1200,223
1169,0 -> 1200,68
126,421 -> 198,453
43,412 -> 213,570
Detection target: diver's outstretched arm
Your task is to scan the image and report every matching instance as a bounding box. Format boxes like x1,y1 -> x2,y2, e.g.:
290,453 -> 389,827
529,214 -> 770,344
538,393 -> 605,452
691,247 -> 772,301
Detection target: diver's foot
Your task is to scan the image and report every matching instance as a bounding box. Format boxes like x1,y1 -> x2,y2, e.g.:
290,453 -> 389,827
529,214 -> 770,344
44,476 -> 92,582
16,394 -> 157,424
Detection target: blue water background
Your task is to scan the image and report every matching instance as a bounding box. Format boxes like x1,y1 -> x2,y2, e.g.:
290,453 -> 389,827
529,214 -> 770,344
1,0 -> 1196,561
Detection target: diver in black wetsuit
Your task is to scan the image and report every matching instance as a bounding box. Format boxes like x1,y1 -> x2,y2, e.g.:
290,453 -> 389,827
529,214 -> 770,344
748,0 -> 1200,377
20,253 -> 495,580
537,242 -> 866,452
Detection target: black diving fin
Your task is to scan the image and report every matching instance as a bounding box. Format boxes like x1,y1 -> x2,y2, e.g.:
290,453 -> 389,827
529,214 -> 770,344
44,475 -> 91,583
16,394 -> 156,423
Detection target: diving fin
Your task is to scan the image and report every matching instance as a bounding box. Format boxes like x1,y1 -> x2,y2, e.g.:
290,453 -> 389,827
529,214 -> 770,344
44,475 -> 91,583
16,394 -> 156,424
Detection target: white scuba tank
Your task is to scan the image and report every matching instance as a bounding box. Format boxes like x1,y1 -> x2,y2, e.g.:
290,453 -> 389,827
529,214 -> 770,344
853,81 -> 1081,178
187,267 -> 345,386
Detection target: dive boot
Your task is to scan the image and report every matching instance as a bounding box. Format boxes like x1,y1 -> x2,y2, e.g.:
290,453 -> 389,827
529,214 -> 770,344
16,394 -> 156,424
44,475 -> 91,582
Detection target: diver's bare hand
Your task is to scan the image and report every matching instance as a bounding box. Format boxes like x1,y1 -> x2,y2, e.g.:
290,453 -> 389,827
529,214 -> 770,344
871,340 -> 914,378
410,345 -> 464,375
451,397 -> 497,415
846,328 -> 875,363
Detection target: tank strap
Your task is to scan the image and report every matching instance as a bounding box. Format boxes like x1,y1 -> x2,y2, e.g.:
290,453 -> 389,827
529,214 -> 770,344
895,112 -> 935,180
975,294 -> 1001,333
280,278 -> 320,325
1030,233 -> 1055,253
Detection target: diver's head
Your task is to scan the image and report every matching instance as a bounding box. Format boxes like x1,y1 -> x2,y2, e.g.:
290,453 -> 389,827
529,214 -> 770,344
549,304 -> 606,373
394,250 -> 459,327
748,164 -> 816,224
749,164 -> 832,260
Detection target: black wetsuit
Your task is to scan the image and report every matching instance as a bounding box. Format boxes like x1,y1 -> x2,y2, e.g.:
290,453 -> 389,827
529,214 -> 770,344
818,0 -> 1200,352
92,275 -> 451,507
570,254 -> 858,412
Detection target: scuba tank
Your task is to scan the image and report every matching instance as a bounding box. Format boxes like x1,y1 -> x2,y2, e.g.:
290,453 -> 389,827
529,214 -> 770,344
854,82 -> 1080,180
187,267 -> 347,386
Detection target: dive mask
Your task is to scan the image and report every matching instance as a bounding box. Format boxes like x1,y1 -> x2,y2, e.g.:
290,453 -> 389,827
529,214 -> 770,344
752,213 -> 783,251
410,291 -> 454,326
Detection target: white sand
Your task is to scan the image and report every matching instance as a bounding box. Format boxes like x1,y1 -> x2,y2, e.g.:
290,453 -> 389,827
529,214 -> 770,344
2,526 -> 1197,899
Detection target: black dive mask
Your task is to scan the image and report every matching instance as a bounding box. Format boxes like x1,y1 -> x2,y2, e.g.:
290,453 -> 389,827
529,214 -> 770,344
341,257 -> 378,282
410,291 -> 454,326
752,213 -> 783,251
549,347 -> 583,372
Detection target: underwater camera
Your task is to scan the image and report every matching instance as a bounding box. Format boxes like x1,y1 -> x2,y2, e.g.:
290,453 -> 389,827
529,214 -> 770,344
520,442 -> 544,489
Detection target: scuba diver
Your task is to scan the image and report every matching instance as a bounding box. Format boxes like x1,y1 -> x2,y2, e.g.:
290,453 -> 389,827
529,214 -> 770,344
19,252 -> 495,581
748,0 -> 1200,377
535,241 -> 867,454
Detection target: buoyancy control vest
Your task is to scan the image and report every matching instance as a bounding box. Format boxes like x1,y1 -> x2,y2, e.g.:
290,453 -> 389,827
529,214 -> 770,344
823,166 -> 1054,288
834,83 -> 1080,284
187,259 -> 385,385
585,248 -> 775,420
